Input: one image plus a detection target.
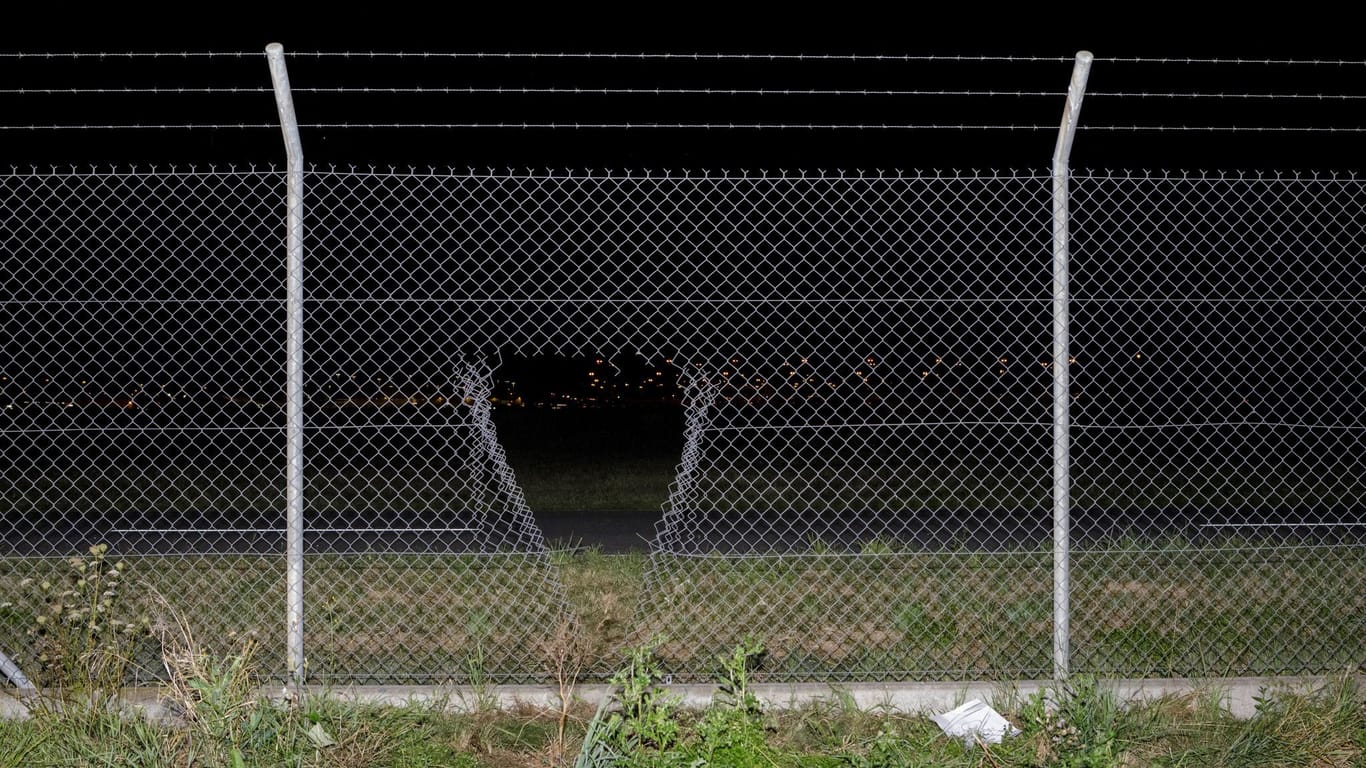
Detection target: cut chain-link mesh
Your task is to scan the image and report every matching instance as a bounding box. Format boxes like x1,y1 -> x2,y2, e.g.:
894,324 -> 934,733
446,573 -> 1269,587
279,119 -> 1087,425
3,166 -> 1362,685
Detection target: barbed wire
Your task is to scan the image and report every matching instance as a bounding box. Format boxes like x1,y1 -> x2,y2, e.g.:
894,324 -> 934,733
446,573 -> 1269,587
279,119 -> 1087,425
2,86 -> 1364,100
0,123 -> 279,130
1079,125 -> 1366,132
0,51 -> 254,58
282,52 -> 1077,62
3,51 -> 1362,66
1089,91 -> 1366,100
301,87 -> 1054,96
0,122 -> 1056,131
1093,56 -> 1366,66
0,87 -> 273,94
0,86 -> 1060,97
2,122 -> 1362,132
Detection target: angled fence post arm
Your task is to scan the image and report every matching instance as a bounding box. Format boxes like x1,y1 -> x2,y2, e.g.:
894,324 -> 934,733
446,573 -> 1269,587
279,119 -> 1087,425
1051,50 -> 1092,682
265,42 -> 307,693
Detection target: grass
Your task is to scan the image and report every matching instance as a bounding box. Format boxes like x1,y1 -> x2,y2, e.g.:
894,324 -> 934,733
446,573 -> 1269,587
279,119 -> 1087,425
2,539 -> 1363,686
2,671 -> 1363,766
0,550 -> 1362,766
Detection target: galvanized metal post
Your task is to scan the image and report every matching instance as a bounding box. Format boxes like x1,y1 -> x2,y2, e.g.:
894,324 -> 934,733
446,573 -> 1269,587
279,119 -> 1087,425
1051,50 -> 1092,682
265,42 -> 307,690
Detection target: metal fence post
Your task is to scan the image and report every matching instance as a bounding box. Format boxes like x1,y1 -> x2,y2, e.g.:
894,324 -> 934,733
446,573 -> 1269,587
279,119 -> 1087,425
265,42 -> 307,690
1051,51 -> 1092,682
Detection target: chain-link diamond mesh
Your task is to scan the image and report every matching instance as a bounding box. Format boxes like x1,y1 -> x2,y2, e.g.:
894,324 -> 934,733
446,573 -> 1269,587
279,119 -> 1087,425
306,168 -> 1061,681
3,166 -> 1362,686
1067,171 -> 1366,676
1,169 -> 291,682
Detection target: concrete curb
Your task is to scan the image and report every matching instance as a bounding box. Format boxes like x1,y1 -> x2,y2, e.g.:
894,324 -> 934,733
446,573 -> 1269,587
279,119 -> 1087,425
4,675 -> 1359,721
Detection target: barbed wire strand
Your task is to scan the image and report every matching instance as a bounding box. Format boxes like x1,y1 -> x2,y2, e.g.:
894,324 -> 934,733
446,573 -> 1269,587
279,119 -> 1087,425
1,122 -> 1362,132
0,51 -> 255,58
283,52 -> 1078,62
2,86 -> 1362,101
1092,56 -> 1366,66
0,122 -> 1055,131
3,52 -> 1363,66
0,87 -> 274,94
0,51 -> 1070,62
0,86 -> 1059,96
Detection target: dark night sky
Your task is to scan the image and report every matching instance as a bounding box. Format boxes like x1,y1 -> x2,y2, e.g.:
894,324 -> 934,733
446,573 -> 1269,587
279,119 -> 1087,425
1,13 -> 1361,409
0,13 -> 1362,170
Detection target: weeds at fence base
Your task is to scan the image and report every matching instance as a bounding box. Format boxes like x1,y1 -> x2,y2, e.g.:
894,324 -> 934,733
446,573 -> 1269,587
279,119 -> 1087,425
2,541 -> 1364,686
3,666 -> 1364,766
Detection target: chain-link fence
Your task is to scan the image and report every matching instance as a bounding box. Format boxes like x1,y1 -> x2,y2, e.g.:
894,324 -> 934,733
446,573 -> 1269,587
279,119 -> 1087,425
1067,171 -> 1366,677
1,169 -> 294,679
3,163 -> 1361,685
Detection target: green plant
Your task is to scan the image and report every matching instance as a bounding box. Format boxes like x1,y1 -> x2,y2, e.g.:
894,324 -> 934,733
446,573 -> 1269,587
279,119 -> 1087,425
1020,676 -> 1124,767
845,725 -> 912,768
155,592 -> 281,768
0,719 -> 44,768
690,638 -> 773,764
463,609 -> 499,712
575,693 -> 622,768
601,640 -> 682,757
712,635 -> 764,716
859,536 -> 897,556
21,544 -> 152,710
462,641 -> 500,713
892,602 -> 956,649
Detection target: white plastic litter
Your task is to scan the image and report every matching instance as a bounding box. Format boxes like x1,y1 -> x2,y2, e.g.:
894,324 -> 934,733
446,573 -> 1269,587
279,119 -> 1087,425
931,699 -> 1020,747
